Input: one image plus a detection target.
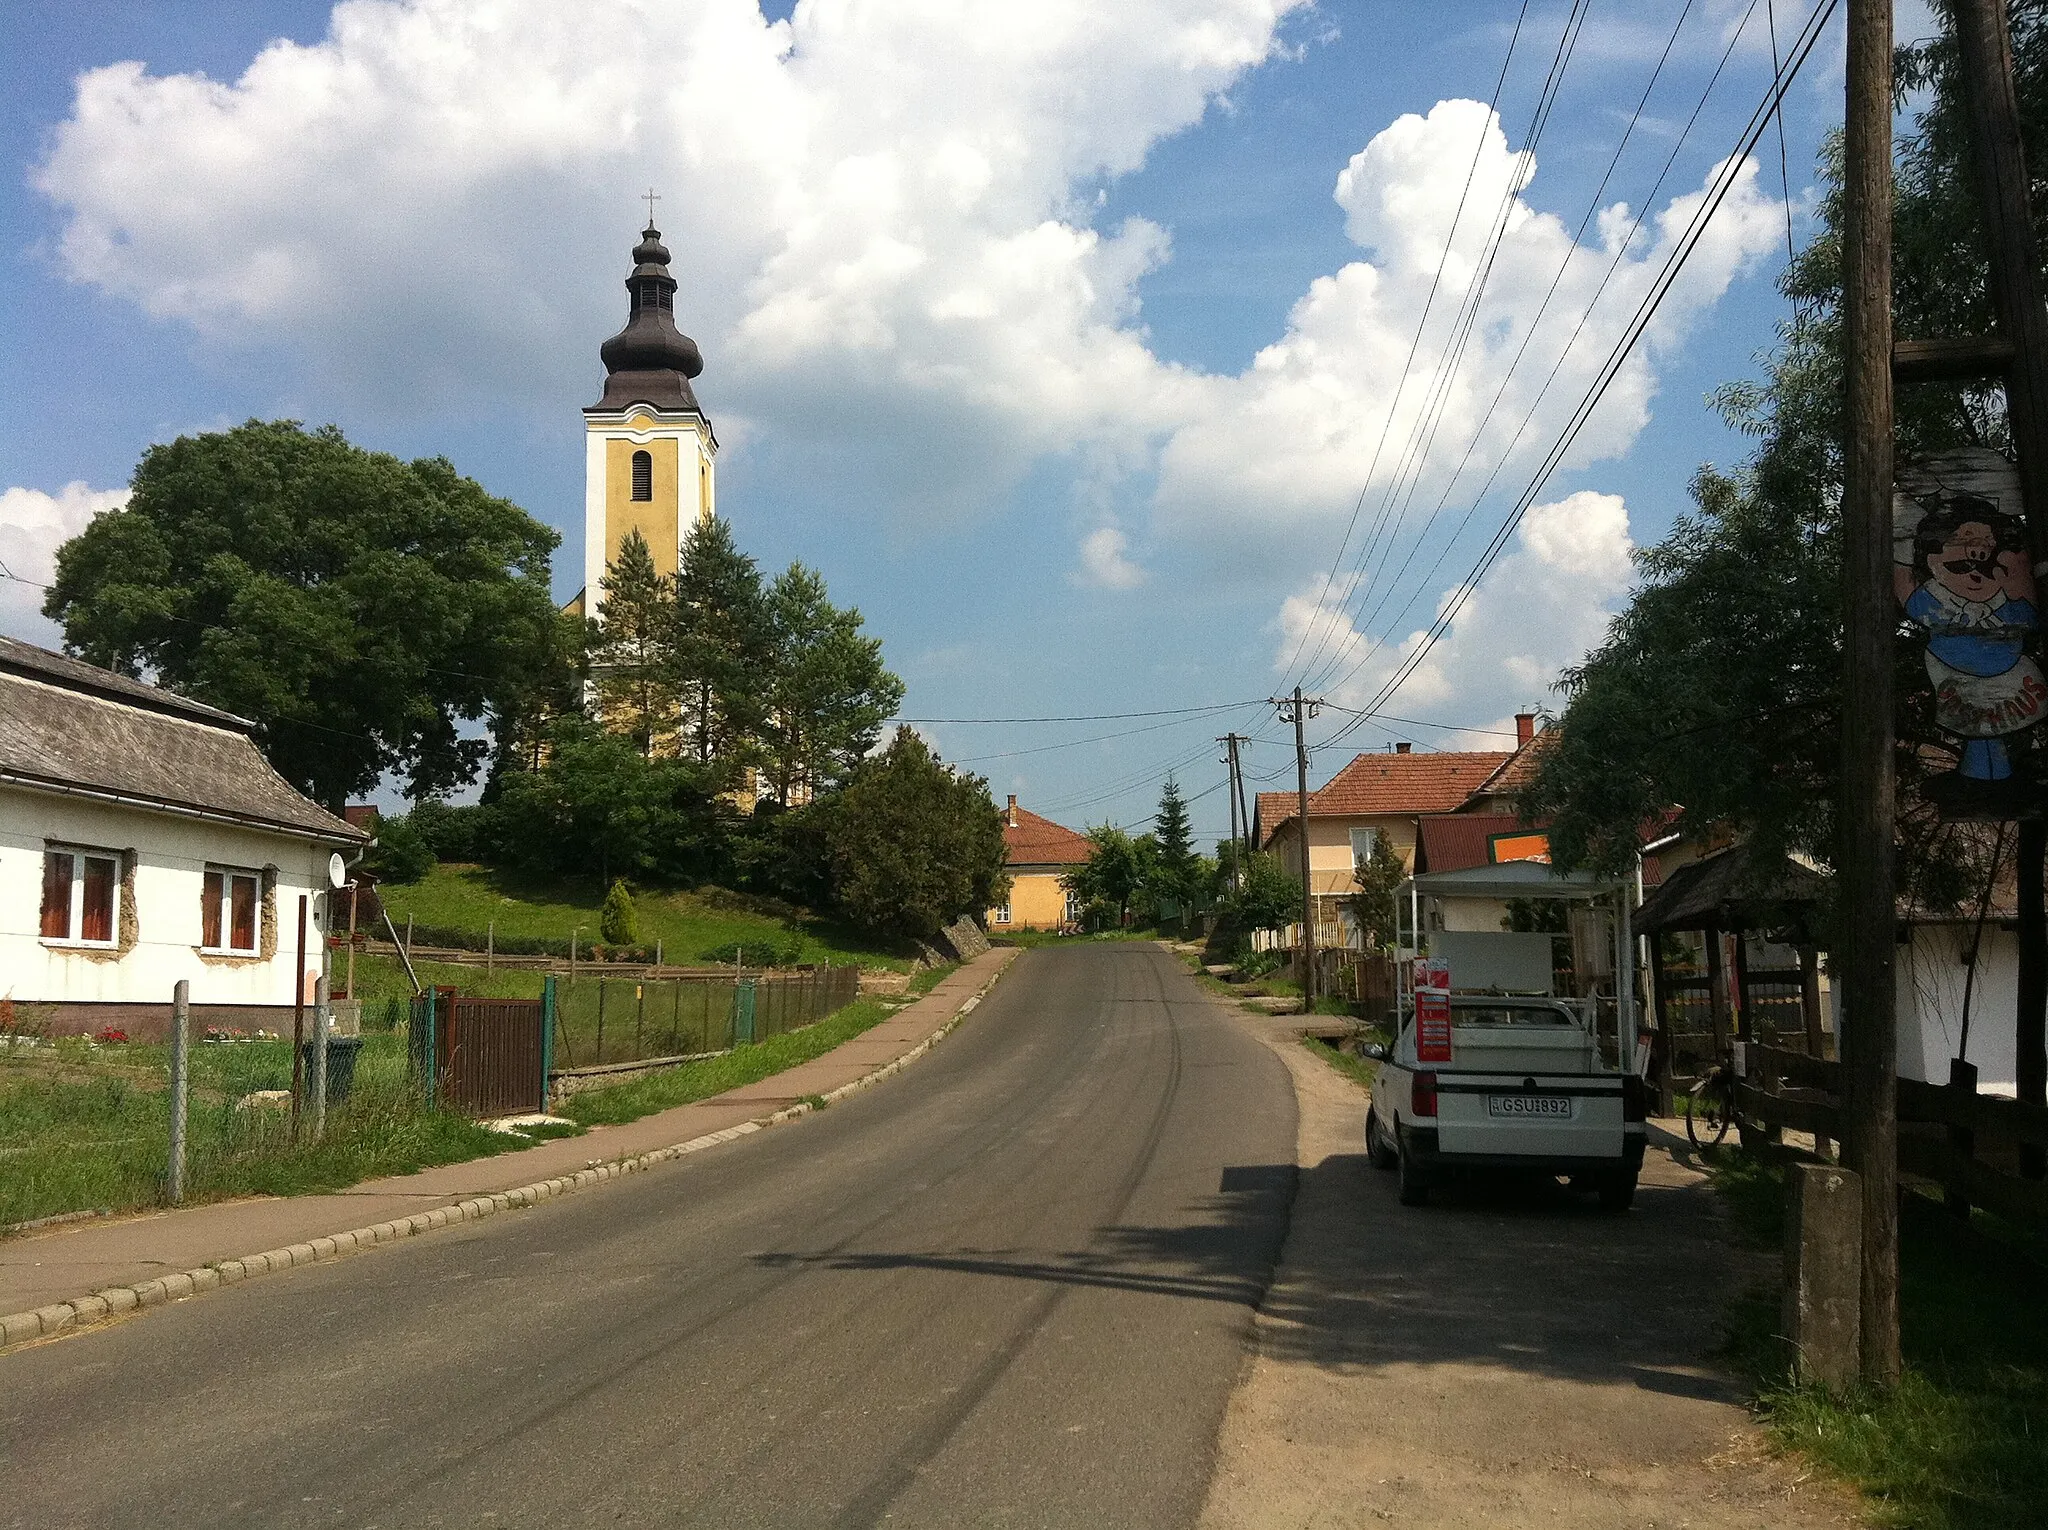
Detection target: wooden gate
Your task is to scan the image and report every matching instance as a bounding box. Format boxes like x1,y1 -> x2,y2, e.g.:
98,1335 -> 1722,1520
414,985 -> 551,1117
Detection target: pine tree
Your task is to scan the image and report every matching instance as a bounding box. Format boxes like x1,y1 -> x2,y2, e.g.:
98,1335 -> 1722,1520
674,516 -> 769,769
764,563 -> 905,806
1150,777 -> 1197,912
600,878 -> 639,945
592,530 -> 676,757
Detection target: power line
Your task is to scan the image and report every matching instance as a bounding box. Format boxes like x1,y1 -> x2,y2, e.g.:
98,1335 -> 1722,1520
1323,0 -> 1841,749
1301,0 -> 1709,694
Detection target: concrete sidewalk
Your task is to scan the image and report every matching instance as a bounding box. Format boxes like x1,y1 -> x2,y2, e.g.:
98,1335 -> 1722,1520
0,948 -> 1016,1330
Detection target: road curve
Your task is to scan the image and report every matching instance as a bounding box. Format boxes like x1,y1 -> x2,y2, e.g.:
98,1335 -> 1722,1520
0,943 -> 1297,1530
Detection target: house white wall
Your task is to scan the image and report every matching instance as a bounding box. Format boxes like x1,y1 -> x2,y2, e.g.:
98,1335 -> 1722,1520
1897,923 -> 2020,1095
0,785 -> 336,1021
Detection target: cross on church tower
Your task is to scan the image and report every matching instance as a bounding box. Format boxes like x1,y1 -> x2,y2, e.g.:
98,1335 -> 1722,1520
643,187 -> 660,226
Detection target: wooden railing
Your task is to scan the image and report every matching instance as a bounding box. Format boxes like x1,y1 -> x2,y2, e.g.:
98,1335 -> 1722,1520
1737,1042 -> 2048,1226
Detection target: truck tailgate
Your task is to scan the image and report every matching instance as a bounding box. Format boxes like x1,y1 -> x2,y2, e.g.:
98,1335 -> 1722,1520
1434,1075 -> 1625,1160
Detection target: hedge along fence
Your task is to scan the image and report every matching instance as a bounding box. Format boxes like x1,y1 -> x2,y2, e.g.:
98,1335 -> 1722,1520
548,966 -> 861,1070
379,922 -> 808,969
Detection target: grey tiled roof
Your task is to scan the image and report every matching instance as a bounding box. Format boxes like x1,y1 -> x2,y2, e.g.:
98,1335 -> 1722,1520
0,638 -> 365,841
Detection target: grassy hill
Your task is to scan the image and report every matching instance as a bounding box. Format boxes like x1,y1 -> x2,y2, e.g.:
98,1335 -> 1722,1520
373,864 -> 914,971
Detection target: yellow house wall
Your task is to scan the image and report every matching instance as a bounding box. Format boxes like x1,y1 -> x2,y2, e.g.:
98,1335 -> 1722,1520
605,436 -> 683,577
1271,814 -> 1419,897
990,870 -> 1071,931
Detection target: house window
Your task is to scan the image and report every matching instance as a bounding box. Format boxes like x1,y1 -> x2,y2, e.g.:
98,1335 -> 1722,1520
630,450 -> 653,501
994,902 -> 1011,925
41,848 -> 119,946
202,867 -> 262,954
1350,827 -> 1381,865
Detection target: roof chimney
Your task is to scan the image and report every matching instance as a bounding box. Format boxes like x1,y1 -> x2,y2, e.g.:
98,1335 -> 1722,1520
1006,794 -> 1018,828
1515,712 -> 1535,747
1394,741 -> 1412,755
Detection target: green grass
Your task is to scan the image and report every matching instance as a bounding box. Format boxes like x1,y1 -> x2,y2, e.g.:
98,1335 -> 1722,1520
378,863 -> 914,969
560,998 -> 896,1127
345,953 -> 549,1002
906,961 -> 961,996
1707,1148 -> 2048,1528
994,926 -> 1171,948
0,1034 -> 558,1227
1301,1036 -> 1378,1091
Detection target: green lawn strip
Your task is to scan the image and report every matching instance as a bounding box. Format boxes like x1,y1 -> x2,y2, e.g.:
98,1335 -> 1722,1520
0,1035 -> 562,1228
905,961 -> 961,996
560,997 -> 899,1128
994,926 -> 1176,949
378,863 -> 912,969
1301,1036 -> 1377,1091
1706,1148 -> 2048,1529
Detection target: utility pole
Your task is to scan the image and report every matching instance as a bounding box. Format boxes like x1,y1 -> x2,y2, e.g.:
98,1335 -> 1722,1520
1951,0 -> 2048,1178
1272,689 -> 1323,1011
1218,733 -> 1250,892
1839,0 -> 1901,1387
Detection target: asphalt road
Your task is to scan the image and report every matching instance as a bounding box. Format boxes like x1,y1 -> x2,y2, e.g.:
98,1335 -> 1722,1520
0,944 -> 1297,1530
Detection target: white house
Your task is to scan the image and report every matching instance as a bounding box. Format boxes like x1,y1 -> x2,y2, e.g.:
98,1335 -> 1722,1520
0,637 -> 367,1038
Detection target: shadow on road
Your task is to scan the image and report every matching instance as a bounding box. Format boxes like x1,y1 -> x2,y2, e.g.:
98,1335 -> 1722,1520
753,1146 -> 1741,1409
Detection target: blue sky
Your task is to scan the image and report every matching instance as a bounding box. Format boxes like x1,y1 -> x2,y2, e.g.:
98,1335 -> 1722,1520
0,2 -> 1917,845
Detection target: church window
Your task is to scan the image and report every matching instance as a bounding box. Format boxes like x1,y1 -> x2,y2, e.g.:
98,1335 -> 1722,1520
631,450 -> 653,501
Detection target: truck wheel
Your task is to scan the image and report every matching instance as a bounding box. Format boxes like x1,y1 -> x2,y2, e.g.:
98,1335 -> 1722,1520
1397,1140 -> 1430,1206
1597,1170 -> 1637,1213
1366,1108 -> 1398,1170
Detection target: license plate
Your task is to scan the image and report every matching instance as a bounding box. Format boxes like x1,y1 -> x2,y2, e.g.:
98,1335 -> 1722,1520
1487,1094 -> 1573,1119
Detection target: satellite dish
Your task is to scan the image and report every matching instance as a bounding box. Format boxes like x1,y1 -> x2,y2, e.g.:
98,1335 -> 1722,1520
328,852 -> 347,890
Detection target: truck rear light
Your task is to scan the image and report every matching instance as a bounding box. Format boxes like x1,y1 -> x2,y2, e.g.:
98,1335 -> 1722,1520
1622,1074 -> 1646,1123
1411,1071 -> 1438,1118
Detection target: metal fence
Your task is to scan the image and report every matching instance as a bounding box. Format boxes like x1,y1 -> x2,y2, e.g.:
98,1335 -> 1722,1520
549,966 -> 861,1068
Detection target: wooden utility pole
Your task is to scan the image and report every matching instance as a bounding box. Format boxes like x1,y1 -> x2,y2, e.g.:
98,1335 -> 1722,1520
1951,0 -> 2048,1175
1274,690 -> 1323,1010
1839,0 -> 1902,1387
1219,735 -> 1244,894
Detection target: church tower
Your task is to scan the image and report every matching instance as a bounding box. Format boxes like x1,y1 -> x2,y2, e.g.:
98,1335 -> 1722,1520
581,218 -> 717,617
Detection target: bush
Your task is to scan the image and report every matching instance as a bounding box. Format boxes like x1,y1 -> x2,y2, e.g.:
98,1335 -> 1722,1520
698,938 -> 806,968
407,798 -> 495,863
364,811 -> 435,885
600,880 -> 638,944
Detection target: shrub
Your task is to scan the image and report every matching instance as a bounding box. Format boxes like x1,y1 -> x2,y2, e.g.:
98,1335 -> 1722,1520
364,811 -> 435,885
698,937 -> 806,968
600,880 -> 638,944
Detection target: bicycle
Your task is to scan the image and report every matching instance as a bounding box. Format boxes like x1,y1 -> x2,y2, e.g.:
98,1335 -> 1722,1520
1684,1053 -> 1738,1150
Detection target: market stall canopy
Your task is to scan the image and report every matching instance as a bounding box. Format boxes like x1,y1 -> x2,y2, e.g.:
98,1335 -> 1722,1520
1398,861 -> 1628,903
1632,844 -> 1828,936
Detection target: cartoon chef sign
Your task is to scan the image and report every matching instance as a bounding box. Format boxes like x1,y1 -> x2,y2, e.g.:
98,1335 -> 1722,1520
1894,446 -> 2047,807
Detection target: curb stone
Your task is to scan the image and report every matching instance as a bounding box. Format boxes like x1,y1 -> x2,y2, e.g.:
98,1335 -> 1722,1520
0,952 -> 1016,1355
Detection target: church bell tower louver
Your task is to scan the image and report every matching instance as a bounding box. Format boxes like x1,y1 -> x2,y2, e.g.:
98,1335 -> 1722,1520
581,212 -> 718,618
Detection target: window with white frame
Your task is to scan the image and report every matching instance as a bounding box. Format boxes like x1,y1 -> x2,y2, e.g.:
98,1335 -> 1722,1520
41,847 -> 120,946
202,866 -> 262,954
1349,826 -> 1382,866
994,901 -> 1011,924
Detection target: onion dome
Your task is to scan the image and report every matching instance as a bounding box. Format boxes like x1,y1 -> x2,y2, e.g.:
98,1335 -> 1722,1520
591,222 -> 705,412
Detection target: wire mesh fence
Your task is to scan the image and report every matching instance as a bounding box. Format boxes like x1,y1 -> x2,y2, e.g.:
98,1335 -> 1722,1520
548,966 -> 861,1069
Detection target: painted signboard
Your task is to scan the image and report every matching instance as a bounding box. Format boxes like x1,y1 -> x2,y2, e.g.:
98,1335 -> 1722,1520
1894,447 -> 2045,817
1414,956 -> 1452,1064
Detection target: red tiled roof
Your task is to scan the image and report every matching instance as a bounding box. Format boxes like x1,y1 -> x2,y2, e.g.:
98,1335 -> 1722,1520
1315,750 -> 1513,815
1463,730 -> 1554,803
1005,805 -> 1091,866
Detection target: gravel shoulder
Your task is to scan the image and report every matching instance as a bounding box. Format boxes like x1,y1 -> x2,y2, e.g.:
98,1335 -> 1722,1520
1199,1013 -> 1863,1530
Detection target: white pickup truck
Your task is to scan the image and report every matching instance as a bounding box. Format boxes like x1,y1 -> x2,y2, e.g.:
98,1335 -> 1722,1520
1365,865 -> 1647,1210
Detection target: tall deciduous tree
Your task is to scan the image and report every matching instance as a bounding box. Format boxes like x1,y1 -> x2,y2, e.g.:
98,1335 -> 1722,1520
763,563 -> 904,805
45,420 -> 560,808
818,728 -> 1009,941
674,514 -> 769,768
1063,826 -> 1157,929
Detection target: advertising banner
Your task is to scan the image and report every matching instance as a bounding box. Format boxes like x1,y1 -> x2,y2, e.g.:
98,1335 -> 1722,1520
1414,957 -> 1452,1064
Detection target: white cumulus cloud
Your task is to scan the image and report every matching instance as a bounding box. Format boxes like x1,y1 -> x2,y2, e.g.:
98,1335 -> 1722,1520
1276,489 -> 1635,735
1076,526 -> 1145,589
0,483 -> 129,646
